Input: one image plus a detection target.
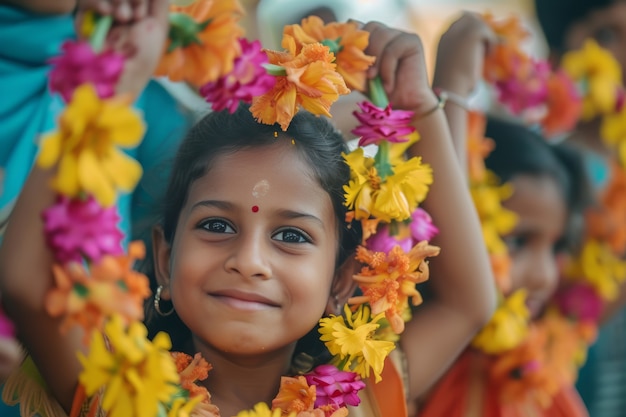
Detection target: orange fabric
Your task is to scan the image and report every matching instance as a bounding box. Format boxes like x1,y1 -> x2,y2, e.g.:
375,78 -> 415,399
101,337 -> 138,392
368,355 -> 408,417
418,350 -> 589,417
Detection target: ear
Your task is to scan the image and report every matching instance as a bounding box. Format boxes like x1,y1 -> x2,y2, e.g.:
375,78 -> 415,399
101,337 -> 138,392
325,257 -> 360,316
152,225 -> 173,301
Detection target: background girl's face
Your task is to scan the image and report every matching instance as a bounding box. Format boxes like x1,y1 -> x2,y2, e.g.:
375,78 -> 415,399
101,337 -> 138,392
503,175 -> 567,319
164,141 -> 340,361
565,1 -> 626,85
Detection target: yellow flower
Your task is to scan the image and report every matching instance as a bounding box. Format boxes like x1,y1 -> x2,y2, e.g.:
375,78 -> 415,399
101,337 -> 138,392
234,402 -> 290,417
470,176 -> 518,255
319,305 -> 395,382
600,106 -> 626,168
36,84 -> 144,206
561,39 -> 622,120
167,396 -> 206,417
566,239 -> 626,300
343,148 -> 432,223
472,289 -> 530,354
78,315 -> 179,417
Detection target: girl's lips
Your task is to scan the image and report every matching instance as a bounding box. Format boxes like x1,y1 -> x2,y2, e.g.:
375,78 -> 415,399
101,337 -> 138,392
210,289 -> 279,311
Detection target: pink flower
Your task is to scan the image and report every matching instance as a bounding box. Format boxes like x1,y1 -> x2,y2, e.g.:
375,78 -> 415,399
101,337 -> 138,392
42,196 -> 124,263
554,283 -> 604,322
0,306 -> 15,339
495,59 -> 550,116
409,208 -> 439,242
365,224 -> 412,253
366,208 -> 438,253
352,101 -> 416,147
199,38 -> 276,113
49,40 -> 124,102
304,365 -> 365,409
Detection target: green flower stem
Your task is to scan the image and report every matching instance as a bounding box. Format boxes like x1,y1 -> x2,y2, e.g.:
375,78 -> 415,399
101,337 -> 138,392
262,63 -> 287,76
389,220 -> 400,237
368,77 -> 389,108
369,77 -> 394,179
90,15 -> 113,53
374,140 -> 394,180
321,37 -> 343,56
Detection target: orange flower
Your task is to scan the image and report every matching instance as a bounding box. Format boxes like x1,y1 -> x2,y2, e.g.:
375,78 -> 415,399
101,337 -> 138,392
45,241 -> 150,342
466,111 -> 494,182
155,0 -> 244,86
272,376 -> 316,415
489,311 -> 597,408
490,252 -> 512,294
282,16 -> 375,91
349,241 -> 440,334
541,70 -> 583,137
488,326 -> 555,408
172,352 -> 213,402
251,43 -> 349,131
482,12 -> 529,46
586,163 -> 626,255
481,12 -> 531,84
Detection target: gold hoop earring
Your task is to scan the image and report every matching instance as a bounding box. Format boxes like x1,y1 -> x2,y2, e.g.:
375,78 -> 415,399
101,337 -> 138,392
154,285 -> 174,317
334,295 -> 342,315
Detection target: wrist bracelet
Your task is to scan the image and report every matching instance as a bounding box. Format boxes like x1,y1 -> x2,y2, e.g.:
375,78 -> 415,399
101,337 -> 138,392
433,88 -> 470,111
414,93 -> 447,120
414,88 -> 471,121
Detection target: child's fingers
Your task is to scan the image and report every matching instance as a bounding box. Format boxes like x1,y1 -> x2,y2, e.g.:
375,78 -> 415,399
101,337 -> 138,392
129,0 -> 148,20
111,0 -> 133,22
149,0 -> 170,25
378,32 -> 423,97
362,21 -> 402,80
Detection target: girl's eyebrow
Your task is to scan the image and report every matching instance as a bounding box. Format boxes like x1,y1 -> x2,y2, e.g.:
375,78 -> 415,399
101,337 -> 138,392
275,209 -> 324,228
190,200 -> 324,227
191,200 -> 233,211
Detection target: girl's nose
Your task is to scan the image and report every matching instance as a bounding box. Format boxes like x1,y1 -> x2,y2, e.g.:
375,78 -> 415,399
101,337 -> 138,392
224,232 -> 272,280
525,248 -> 558,293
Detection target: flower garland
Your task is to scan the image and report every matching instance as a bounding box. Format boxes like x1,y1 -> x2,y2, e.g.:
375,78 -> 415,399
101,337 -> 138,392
458,12 -> 626,410
28,2 -> 441,417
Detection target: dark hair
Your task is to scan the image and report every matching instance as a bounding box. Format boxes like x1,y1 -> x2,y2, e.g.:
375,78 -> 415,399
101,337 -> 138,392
144,104 -> 362,354
484,116 -> 591,251
535,0 -> 616,52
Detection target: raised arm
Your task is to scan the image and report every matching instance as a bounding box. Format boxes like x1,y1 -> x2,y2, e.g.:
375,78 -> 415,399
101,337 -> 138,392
0,0 -> 168,410
360,21 -> 496,406
432,12 -> 497,173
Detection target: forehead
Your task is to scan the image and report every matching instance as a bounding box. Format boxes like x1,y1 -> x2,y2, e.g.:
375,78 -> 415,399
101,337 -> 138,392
566,2 -> 626,42
504,175 -> 567,235
185,141 -> 334,217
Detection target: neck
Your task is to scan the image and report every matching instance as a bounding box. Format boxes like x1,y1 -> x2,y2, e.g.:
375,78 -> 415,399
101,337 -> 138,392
191,336 -> 296,417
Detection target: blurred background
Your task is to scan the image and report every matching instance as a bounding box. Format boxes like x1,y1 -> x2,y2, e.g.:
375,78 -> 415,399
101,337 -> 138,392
168,0 -> 549,122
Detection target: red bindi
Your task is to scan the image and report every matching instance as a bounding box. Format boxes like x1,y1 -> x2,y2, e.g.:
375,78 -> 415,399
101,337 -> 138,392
251,205 -> 259,213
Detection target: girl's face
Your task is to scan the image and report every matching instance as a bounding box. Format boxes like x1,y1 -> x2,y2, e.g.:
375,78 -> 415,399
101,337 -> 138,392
503,175 -> 567,319
159,141 -> 342,360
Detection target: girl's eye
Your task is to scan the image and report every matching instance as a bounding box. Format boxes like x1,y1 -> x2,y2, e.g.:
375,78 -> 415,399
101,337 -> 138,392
595,26 -> 618,46
200,219 -> 235,234
504,234 -> 527,254
273,228 -> 311,243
